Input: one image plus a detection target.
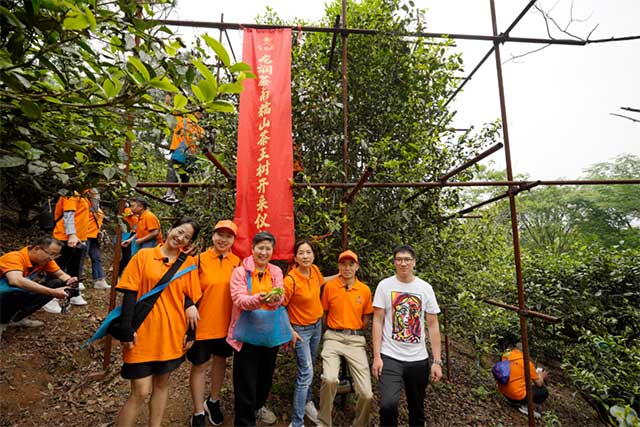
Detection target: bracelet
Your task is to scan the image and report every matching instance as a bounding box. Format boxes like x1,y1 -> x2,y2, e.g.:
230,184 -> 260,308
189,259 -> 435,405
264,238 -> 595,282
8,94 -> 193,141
432,359 -> 443,366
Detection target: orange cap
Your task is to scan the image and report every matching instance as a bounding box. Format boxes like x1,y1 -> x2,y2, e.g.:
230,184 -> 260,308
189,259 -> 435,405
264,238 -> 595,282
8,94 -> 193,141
338,250 -> 358,263
213,220 -> 238,236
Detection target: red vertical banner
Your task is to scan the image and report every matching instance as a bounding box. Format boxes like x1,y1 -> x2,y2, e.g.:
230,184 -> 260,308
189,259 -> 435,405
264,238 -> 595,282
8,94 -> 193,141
234,28 -> 294,260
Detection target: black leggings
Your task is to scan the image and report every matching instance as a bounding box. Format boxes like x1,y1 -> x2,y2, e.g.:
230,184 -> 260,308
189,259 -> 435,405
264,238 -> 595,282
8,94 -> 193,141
233,343 -> 279,426
57,244 -> 84,278
506,385 -> 549,405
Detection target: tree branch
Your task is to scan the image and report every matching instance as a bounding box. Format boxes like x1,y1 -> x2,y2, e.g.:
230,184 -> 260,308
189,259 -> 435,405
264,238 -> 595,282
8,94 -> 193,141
504,1 -> 600,64
610,113 -> 640,123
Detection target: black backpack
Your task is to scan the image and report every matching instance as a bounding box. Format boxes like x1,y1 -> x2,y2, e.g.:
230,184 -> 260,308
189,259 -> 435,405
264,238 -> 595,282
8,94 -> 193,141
39,197 -> 62,232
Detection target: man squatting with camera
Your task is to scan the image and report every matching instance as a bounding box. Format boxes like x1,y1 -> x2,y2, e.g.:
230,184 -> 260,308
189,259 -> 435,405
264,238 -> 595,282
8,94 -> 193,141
0,237 -> 78,340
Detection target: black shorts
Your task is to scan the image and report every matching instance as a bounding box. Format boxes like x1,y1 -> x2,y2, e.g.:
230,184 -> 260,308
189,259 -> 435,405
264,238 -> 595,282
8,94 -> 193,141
121,356 -> 185,380
187,338 -> 234,365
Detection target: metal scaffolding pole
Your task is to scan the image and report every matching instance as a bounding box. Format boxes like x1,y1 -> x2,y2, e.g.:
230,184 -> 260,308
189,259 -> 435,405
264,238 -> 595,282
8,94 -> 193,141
489,0 -> 535,425
292,178 -> 640,189
340,0 -> 349,250
151,19 -> 585,46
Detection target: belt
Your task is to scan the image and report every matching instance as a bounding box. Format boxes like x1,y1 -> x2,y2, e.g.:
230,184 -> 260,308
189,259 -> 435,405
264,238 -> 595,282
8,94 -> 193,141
292,319 -> 322,330
329,328 -> 365,336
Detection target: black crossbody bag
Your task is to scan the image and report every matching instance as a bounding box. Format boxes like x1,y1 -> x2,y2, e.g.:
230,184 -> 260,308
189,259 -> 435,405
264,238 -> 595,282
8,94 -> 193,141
108,253 -> 187,341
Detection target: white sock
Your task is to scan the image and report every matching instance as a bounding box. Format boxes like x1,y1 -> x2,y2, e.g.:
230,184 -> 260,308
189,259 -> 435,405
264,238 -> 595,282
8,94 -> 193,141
194,411 -> 205,416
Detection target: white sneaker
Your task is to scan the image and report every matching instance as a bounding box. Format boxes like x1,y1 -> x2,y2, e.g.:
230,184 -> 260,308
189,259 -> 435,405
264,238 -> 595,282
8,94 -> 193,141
304,401 -> 319,424
256,406 -> 276,425
77,282 -> 85,290
163,194 -> 180,204
93,279 -> 110,289
9,318 -> 44,327
43,299 -> 62,314
518,404 -> 541,419
69,294 -> 88,306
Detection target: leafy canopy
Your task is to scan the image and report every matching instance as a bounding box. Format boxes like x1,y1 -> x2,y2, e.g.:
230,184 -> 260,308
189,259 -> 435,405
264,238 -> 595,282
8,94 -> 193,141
0,0 -> 252,220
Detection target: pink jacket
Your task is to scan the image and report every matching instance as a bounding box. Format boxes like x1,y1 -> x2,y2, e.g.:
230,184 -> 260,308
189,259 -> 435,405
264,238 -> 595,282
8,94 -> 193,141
226,256 -> 284,351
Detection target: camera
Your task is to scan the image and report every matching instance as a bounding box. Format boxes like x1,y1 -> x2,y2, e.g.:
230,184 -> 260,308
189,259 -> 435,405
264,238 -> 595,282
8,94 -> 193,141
60,287 -> 80,314
64,287 -> 80,298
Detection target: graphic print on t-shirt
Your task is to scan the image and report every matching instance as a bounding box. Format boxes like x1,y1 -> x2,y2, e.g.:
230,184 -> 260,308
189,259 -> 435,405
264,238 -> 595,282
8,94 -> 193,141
391,291 -> 422,343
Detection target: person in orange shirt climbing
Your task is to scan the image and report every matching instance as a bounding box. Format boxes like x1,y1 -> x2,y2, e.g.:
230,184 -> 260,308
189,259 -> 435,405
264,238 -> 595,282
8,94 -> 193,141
284,239 -> 336,427
187,220 -> 241,427
318,250 -> 374,427
122,197 -> 162,254
163,114 -> 204,203
115,217 -> 202,427
46,189 -> 92,311
497,342 -> 549,418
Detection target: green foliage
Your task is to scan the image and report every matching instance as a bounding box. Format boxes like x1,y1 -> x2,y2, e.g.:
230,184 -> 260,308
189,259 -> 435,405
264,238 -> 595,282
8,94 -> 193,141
563,331 -> 640,421
610,405 -> 640,427
471,384 -> 491,400
0,0 -> 250,224
444,155 -> 640,419
514,155 -> 640,252
259,0 -> 499,277
541,411 -> 562,427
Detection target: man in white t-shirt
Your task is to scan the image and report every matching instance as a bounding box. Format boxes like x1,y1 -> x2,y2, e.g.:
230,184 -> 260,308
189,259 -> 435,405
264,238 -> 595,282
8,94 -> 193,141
372,244 -> 442,426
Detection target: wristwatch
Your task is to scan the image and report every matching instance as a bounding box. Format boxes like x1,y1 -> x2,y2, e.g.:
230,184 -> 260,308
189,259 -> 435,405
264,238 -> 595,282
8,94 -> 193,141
432,359 -> 443,366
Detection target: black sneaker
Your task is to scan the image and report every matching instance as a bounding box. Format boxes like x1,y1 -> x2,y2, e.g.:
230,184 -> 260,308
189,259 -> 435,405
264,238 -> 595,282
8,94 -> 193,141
204,398 -> 224,425
191,413 -> 206,427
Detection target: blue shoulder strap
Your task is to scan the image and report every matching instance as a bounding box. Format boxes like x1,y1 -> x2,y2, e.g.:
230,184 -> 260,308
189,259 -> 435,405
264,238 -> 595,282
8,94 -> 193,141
83,264 -> 197,347
0,270 -> 42,296
245,269 -> 252,293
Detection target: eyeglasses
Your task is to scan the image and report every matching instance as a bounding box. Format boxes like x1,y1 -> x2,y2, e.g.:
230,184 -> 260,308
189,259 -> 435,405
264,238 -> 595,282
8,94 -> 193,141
394,257 -> 414,264
41,248 -> 61,259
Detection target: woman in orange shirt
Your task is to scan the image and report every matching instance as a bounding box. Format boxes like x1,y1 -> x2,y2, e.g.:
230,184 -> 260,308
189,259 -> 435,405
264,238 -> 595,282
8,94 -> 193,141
187,220 -> 240,427
115,217 -> 202,427
283,239 -> 334,427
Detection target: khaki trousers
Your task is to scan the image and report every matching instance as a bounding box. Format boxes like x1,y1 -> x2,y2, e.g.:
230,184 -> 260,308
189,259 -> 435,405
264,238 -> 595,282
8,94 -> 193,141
318,330 -> 373,427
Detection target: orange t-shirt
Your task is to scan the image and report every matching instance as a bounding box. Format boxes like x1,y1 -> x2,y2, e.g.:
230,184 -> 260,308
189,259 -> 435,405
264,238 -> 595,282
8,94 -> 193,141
196,249 -> 241,340
497,348 -> 540,400
123,208 -> 138,231
136,210 -> 163,244
87,209 -> 104,239
0,247 -> 60,278
170,117 -> 204,153
52,194 -> 91,241
116,246 -> 201,364
321,277 -> 373,330
246,268 -> 276,310
284,265 -> 324,326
